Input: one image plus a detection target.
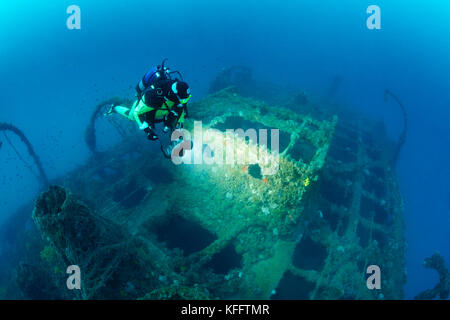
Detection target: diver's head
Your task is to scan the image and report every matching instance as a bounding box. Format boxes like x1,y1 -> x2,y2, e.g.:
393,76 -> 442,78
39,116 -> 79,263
172,81 -> 191,104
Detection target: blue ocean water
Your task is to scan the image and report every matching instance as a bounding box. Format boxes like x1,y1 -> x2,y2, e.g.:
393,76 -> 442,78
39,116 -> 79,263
0,0 -> 449,299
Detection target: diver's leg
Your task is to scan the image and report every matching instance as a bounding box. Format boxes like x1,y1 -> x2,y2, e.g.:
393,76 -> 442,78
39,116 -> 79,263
113,106 -> 132,118
105,100 -> 139,120
105,104 -> 131,118
128,100 -> 139,121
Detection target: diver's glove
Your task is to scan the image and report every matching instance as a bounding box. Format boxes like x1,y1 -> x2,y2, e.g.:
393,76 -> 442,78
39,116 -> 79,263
139,121 -> 149,130
163,110 -> 179,132
177,102 -> 189,119
144,127 -> 158,141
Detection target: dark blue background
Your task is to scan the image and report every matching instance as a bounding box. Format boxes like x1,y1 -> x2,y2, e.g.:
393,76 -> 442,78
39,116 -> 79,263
1,0 -> 449,299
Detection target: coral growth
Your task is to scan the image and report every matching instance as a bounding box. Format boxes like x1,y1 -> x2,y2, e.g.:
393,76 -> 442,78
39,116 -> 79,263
32,185 -> 159,299
414,253 -> 449,300
4,87 -> 407,300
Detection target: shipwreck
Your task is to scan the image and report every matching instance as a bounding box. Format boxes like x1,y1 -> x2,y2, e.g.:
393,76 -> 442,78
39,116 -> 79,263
1,80 -> 407,300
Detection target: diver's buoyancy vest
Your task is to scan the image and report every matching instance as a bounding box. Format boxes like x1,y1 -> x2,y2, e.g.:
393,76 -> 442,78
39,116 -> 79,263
135,92 -> 176,121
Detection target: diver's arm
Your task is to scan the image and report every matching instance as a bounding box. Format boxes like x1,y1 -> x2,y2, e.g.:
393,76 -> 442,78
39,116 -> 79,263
136,116 -> 149,130
174,104 -> 186,129
183,103 -> 189,118
144,126 -> 158,140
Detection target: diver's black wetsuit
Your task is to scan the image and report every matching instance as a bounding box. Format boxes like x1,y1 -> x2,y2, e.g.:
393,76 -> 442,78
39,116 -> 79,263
139,79 -> 188,132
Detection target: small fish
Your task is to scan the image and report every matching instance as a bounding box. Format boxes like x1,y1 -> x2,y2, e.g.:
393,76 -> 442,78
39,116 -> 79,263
0,141 -> 2,149
303,177 -> 310,187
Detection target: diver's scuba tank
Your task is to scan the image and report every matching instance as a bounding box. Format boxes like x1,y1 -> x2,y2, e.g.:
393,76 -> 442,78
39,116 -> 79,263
136,59 -> 185,100
136,59 -> 169,98
146,59 -> 171,84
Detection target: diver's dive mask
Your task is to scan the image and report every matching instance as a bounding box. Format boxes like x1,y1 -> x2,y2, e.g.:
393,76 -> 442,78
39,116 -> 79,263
178,94 -> 191,104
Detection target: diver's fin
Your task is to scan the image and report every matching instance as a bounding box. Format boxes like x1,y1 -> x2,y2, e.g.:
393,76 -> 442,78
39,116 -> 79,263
104,104 -> 116,116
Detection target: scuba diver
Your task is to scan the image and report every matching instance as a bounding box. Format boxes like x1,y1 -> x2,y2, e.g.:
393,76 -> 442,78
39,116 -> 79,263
105,59 -> 191,158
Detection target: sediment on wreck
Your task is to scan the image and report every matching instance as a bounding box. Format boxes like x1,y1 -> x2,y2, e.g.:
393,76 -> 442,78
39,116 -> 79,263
23,84 -> 407,300
32,185 -> 157,299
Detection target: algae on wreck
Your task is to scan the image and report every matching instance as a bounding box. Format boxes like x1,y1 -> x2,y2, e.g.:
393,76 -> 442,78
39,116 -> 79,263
26,88 -> 406,300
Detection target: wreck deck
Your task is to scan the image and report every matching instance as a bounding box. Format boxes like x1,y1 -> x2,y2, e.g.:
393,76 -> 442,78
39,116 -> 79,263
32,88 -> 405,299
